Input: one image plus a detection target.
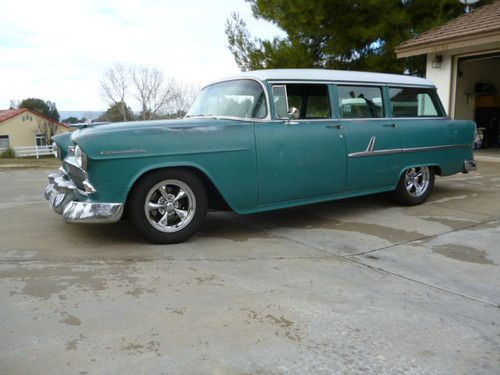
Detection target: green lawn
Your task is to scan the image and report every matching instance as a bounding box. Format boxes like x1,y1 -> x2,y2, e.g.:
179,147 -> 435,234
0,157 -> 61,169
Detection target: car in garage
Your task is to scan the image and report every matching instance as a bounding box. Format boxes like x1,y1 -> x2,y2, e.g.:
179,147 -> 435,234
44,69 -> 477,243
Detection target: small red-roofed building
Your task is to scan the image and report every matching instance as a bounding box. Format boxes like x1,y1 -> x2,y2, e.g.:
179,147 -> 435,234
0,108 -> 69,151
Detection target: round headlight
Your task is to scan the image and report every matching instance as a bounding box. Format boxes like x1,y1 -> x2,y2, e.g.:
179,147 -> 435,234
74,145 -> 87,169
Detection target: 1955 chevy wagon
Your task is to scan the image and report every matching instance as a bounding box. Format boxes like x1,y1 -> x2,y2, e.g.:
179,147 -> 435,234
44,69 -> 477,243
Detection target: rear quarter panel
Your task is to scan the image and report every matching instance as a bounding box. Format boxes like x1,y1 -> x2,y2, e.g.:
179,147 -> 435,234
398,118 -> 475,177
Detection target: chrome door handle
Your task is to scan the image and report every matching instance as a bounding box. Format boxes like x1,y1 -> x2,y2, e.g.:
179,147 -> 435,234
326,124 -> 343,129
383,123 -> 397,128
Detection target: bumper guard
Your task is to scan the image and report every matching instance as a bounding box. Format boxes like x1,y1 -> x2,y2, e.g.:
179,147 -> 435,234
463,159 -> 478,173
44,168 -> 123,223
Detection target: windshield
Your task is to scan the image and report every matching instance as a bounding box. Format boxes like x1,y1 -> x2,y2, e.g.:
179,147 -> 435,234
187,79 -> 267,119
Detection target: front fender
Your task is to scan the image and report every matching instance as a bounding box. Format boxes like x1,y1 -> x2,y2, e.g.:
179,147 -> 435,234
52,132 -> 73,160
85,151 -> 258,214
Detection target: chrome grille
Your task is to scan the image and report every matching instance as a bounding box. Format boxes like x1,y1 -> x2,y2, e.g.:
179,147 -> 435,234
64,161 -> 87,191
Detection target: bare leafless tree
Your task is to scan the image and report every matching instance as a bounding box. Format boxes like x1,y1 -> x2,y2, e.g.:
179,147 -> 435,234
100,63 -> 198,121
37,118 -> 59,145
132,66 -> 177,120
169,83 -> 200,117
9,99 -> 19,109
100,63 -> 131,122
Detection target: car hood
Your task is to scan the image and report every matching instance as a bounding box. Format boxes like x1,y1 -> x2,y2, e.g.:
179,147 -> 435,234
69,117 -> 249,160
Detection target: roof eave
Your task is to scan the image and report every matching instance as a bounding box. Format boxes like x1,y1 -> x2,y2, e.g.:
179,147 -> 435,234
0,108 -> 69,128
396,30 -> 500,58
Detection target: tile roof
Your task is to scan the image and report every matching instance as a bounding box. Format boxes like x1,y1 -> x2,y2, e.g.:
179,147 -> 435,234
0,108 -> 68,127
0,108 -> 26,123
396,0 -> 500,53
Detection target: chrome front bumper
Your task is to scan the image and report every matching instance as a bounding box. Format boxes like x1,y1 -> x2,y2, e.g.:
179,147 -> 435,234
463,159 -> 478,173
44,168 -> 123,223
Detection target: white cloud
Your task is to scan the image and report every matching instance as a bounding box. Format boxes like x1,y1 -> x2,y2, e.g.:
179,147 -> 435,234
0,0 -> 284,110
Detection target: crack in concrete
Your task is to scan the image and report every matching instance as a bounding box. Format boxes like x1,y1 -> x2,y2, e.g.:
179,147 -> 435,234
1,201 -> 498,310
0,255 -> 335,264
345,257 -> 500,309
344,217 -> 500,257
231,217 -> 500,309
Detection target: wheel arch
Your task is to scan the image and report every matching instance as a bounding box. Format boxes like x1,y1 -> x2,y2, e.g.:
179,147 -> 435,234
125,163 -> 232,213
395,163 -> 441,187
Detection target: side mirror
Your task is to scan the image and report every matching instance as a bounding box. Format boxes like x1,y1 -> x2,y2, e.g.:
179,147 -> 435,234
288,107 -> 300,120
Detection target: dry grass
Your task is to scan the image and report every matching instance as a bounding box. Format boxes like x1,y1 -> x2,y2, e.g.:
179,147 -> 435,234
0,157 -> 61,170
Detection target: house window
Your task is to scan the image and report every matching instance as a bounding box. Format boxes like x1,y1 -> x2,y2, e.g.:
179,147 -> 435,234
0,135 -> 10,150
36,134 -> 47,146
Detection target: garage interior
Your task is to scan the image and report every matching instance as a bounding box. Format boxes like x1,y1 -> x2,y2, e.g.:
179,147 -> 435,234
454,52 -> 500,149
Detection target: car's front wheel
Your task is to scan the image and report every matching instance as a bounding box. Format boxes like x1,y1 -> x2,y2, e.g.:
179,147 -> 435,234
128,170 -> 208,244
391,166 -> 435,206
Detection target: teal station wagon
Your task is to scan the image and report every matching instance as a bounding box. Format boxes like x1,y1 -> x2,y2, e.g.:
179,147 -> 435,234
45,69 -> 477,243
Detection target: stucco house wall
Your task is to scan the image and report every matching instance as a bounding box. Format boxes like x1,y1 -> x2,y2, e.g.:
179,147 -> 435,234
425,52 -> 454,115
0,110 -> 69,149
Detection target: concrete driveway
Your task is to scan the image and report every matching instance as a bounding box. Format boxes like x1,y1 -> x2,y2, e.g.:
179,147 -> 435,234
1,153 -> 499,374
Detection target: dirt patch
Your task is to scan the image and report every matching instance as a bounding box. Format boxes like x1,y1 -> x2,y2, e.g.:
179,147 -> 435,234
59,312 -> 82,326
121,340 -> 160,356
66,334 -> 85,351
261,209 -> 422,243
417,216 -> 478,229
197,218 -> 272,242
432,244 -> 494,265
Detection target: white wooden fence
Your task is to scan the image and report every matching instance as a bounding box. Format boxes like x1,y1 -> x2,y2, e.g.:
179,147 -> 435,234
13,145 -> 55,159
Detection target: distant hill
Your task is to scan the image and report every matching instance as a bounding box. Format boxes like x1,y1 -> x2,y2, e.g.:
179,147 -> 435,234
59,111 -> 103,121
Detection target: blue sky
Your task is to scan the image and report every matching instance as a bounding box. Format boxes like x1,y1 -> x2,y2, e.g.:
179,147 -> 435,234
0,0 -> 284,111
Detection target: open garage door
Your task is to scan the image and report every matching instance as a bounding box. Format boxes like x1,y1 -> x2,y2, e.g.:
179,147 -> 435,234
453,52 -> 500,149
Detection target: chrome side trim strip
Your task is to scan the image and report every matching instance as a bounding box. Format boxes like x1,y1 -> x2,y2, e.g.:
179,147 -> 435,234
402,144 -> 469,153
339,116 -> 448,122
366,136 -> 376,152
100,148 -> 146,155
348,143 -> 469,158
348,148 -> 402,158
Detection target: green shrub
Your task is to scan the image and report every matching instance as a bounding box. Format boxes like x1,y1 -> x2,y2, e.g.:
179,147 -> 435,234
0,148 -> 16,158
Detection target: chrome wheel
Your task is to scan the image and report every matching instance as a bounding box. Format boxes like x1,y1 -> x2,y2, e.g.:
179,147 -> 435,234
144,179 -> 196,233
405,167 -> 430,197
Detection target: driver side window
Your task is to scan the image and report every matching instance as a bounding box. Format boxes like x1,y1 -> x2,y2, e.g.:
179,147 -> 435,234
272,84 -> 331,120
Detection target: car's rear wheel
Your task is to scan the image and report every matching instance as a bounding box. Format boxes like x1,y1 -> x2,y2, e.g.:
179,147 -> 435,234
129,170 -> 207,244
391,166 -> 434,206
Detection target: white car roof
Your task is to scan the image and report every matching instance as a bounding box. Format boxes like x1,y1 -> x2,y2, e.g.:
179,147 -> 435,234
221,69 -> 434,87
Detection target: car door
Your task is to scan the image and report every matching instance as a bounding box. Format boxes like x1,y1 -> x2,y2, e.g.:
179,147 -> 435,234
255,83 -> 346,206
336,84 -> 403,191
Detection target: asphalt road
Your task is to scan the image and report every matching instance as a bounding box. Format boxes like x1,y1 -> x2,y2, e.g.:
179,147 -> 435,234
1,153 -> 499,374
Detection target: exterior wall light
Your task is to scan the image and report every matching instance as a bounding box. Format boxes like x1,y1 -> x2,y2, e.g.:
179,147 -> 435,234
432,54 -> 443,69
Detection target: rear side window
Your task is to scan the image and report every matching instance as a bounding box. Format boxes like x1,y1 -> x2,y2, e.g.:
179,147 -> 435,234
337,86 -> 384,118
389,87 -> 443,117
